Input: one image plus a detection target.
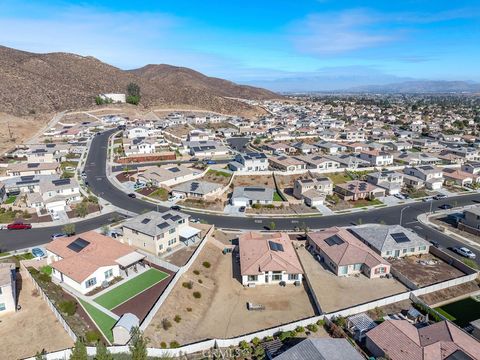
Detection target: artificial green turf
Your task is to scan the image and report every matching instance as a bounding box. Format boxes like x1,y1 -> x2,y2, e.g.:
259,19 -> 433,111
94,269 -> 168,310
435,297 -> 480,327
80,299 -> 116,343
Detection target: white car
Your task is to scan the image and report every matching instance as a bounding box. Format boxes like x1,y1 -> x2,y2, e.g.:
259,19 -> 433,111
453,247 -> 476,259
51,212 -> 60,221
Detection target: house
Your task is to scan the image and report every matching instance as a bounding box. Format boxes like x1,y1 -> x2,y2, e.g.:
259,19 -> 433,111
187,129 -> 213,142
0,263 -> 16,316
137,165 -> 200,187
183,140 -> 230,157
269,156 -> 307,172
263,142 -> 295,155
394,152 -> 441,166
26,143 -> 71,163
462,162 -> 480,175
366,171 -> 404,195
231,186 -> 274,207
291,142 -> 319,154
307,227 -> 390,278
172,180 -> 223,199
228,153 -> 269,172
6,162 -> 59,177
335,180 -> 385,201
443,168 -> 476,187
123,137 -> 157,156
293,177 -> 333,207
390,141 -> 413,152
403,166 -> 443,190
365,320 -> 480,360
46,231 -> 146,294
274,338 -> 364,360
125,126 -> 152,139
359,150 -> 393,166
325,154 -> 370,169
342,142 -> 368,153
349,224 -> 430,259
26,177 -> 81,213
122,210 -> 200,255
314,141 -> 346,154
294,154 -> 340,171
238,232 -> 303,286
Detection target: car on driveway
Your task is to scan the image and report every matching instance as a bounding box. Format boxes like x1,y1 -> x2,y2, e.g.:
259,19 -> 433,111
433,194 -> 447,200
7,222 -> 32,230
31,248 -> 46,258
450,246 -> 476,259
394,193 -> 406,200
128,193 -> 136,198
439,204 -> 453,210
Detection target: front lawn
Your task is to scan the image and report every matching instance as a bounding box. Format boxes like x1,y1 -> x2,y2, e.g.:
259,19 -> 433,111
150,188 -> 169,201
79,299 -> 116,343
273,192 -> 284,201
327,172 -> 353,185
5,195 -> 16,204
352,198 -> 383,208
94,269 -> 169,310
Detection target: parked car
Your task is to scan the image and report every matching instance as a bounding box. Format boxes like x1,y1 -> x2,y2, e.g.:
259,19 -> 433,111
239,206 -> 246,213
450,246 -> 476,259
394,193 -> 406,200
7,223 -> 32,230
206,160 -> 217,165
422,197 -> 433,202
127,193 -> 136,198
439,204 -> 453,210
190,157 -> 199,162
429,240 -> 440,248
51,212 -> 60,221
51,233 -> 67,240
31,248 -> 46,258
170,205 -> 181,211
433,194 -> 448,200
190,217 -> 200,223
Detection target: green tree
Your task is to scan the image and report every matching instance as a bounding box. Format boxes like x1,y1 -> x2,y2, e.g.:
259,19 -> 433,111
35,351 -> 46,360
269,221 -> 276,231
75,202 -> 88,218
69,339 -> 87,360
62,223 -> 76,236
126,83 -> 141,105
129,327 -> 149,360
95,342 -> 113,360
100,225 -> 110,236
95,96 -> 105,105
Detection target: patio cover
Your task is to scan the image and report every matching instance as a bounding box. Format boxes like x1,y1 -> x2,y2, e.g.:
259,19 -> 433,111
179,226 -> 201,240
115,251 -> 146,267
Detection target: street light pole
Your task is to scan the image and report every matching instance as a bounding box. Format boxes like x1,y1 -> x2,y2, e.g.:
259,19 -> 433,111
400,206 -> 410,226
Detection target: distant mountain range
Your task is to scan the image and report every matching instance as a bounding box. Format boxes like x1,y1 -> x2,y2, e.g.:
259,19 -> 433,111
344,80 -> 480,94
0,45 -> 279,117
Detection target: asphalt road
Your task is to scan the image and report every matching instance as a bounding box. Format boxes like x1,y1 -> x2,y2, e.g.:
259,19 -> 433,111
1,128 -> 480,264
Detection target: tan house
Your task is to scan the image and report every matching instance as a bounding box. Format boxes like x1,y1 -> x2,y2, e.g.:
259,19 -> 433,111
307,227 -> 391,278
335,180 -> 385,201
268,156 -> 307,172
293,177 -> 333,207
121,210 -> 201,255
6,162 -> 59,177
239,232 -> 303,286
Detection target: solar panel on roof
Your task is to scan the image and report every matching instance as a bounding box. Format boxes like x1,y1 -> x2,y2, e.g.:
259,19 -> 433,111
170,215 -> 181,221
245,187 -> 265,192
157,222 -> 169,229
162,213 -> 172,220
52,179 -> 71,186
67,238 -> 90,253
391,232 -> 410,243
27,163 -> 40,168
268,241 -> 284,252
190,182 -> 199,191
141,218 -> 151,224
20,175 -> 35,181
168,167 -> 180,173
325,235 -> 345,246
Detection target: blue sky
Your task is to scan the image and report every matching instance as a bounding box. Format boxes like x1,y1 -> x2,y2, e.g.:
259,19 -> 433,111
0,0 -> 479,89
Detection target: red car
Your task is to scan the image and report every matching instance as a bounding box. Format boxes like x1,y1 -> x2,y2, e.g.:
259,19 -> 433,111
7,223 -> 32,230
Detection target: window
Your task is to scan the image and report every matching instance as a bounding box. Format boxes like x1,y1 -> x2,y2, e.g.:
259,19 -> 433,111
402,248 -> 407,254
85,277 -> 97,288
159,244 -> 163,251
386,251 -> 392,256
0,287 -> 2,295
247,275 -> 258,282
410,247 -> 415,253
168,238 -> 176,246
169,228 -> 176,234
339,266 -> 348,275
272,272 -> 282,281
375,267 -> 386,274
419,246 -> 427,251
353,263 -> 362,271
104,269 -> 113,279
0,303 -> 5,311
288,274 -> 299,281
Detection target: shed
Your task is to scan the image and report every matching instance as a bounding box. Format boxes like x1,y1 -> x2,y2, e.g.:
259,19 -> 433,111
113,313 -> 139,345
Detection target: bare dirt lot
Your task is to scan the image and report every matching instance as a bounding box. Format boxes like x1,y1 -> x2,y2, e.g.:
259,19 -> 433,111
0,112 -> 50,154
233,174 -> 275,188
389,253 -> 465,288
0,269 -> 74,360
297,247 -> 407,313
419,281 -> 480,306
145,242 -> 316,346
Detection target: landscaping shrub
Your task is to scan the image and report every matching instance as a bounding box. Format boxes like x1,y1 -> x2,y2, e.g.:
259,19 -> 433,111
278,331 -> 293,342
58,300 -> 76,316
193,291 -> 202,299
251,337 -> 261,346
162,318 -> 172,330
295,326 -> 305,333
316,319 -> 325,327
182,281 -> 193,289
85,330 -> 101,343
202,261 -> 211,268
174,315 -> 182,323
186,307 -> 192,312
307,324 -> 318,332
169,341 -> 180,348
193,270 -> 200,275
239,341 -> 250,350
198,279 -> 203,284
160,342 -> 167,349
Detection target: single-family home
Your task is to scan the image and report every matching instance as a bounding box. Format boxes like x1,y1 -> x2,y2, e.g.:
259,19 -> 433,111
122,210 -> 200,255
366,320 -> 480,360
263,142 -> 295,155
123,137 -> 157,156
403,166 -> 443,190
366,171 -> 404,195
187,129 -> 213,142
462,162 -> 480,175
0,263 -> 16,316
6,162 -> 59,177
172,180 -> 223,199
183,141 -> 230,158
268,156 -> 307,172
228,153 -> 269,172
349,224 -> 430,258
291,142 -> 319,154
314,141 -> 346,154
307,227 -> 390,278
359,150 -> 394,166
239,232 -> 303,286
46,231 -> 147,294
231,186 -> 274,207
293,177 -> 333,207
274,338 -> 364,360
443,168 -> 476,187
26,177 -> 81,213
137,165 -> 200,188
294,154 -> 340,171
335,180 -> 385,201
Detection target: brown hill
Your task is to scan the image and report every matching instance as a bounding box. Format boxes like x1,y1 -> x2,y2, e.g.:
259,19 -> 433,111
0,45 -> 279,117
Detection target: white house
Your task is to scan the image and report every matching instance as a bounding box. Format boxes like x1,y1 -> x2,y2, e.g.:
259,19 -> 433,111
0,263 -> 16,316
359,150 -> 394,167
228,153 -> 269,172
403,166 -> 443,190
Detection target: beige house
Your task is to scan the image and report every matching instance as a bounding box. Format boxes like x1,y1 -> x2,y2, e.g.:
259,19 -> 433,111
335,180 -> 385,201
268,156 -> 307,172
0,263 -> 16,316
6,162 -> 59,177
121,210 -> 201,255
293,177 -> 333,207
